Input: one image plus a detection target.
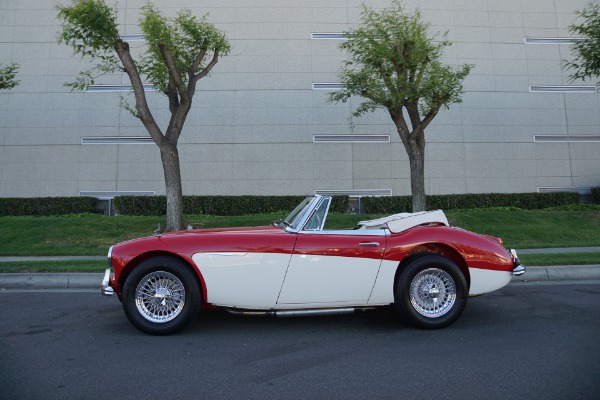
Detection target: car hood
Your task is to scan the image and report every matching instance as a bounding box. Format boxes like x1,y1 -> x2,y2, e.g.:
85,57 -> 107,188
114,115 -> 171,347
162,225 -> 281,237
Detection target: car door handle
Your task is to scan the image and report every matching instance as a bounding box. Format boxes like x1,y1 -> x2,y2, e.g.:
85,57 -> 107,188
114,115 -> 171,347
359,242 -> 380,247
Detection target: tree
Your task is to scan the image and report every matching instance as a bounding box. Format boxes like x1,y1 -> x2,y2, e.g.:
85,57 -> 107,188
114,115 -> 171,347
329,1 -> 471,212
0,63 -> 19,90
57,0 -> 230,231
563,3 -> 600,85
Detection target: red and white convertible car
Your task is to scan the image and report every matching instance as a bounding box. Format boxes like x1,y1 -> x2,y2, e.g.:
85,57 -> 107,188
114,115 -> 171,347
102,195 -> 525,335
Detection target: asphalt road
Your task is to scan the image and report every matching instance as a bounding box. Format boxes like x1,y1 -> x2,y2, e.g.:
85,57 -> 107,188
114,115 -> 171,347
1,282 -> 599,400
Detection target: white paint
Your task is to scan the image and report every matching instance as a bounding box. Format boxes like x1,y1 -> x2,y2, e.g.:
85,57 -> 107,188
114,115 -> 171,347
193,252 -> 291,309
192,251 -> 512,310
277,254 -> 382,304
367,260 -> 397,304
468,268 -> 512,295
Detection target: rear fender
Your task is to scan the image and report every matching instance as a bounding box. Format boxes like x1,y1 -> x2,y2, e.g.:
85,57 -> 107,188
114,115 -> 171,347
394,244 -> 471,290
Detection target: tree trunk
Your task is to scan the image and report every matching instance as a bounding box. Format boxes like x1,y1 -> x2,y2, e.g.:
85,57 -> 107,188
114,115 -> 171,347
160,142 -> 185,232
408,146 -> 426,212
393,113 -> 427,212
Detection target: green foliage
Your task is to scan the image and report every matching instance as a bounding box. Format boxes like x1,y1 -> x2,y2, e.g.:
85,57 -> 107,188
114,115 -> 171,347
114,196 -> 350,216
56,0 -> 121,90
362,192 -> 581,213
0,197 -> 98,216
0,63 -> 19,90
138,4 -> 230,95
329,0 -> 472,120
592,187 -> 600,204
564,3 -> 600,84
56,0 -> 230,96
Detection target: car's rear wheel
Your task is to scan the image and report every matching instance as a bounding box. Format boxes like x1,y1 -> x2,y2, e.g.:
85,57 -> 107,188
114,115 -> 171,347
395,255 -> 467,329
122,257 -> 201,335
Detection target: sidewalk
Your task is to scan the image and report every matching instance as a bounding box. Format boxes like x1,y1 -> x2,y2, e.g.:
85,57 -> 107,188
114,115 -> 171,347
1,247 -> 600,289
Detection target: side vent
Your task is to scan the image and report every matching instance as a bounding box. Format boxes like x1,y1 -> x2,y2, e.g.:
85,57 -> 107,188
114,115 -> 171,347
314,189 -> 392,197
534,135 -> 600,143
81,137 -> 154,145
524,37 -> 585,44
85,84 -> 157,93
120,34 -> 145,41
529,85 -> 597,93
79,191 -> 156,200
538,187 -> 591,195
312,83 -> 345,91
313,135 -> 390,143
311,33 -> 348,40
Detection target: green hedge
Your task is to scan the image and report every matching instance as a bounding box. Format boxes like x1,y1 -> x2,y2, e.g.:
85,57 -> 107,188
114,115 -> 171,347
592,187 -> 600,204
0,197 -> 98,216
362,192 -> 581,214
114,195 -> 350,216
0,192 -> 583,217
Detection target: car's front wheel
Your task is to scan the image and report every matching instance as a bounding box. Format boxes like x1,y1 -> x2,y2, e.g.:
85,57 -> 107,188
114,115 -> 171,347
395,255 -> 468,329
122,257 -> 202,335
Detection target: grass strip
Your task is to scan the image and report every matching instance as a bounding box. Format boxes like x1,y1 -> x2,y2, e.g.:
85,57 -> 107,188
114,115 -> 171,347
519,253 -> 600,266
0,260 -> 107,273
0,209 -> 598,257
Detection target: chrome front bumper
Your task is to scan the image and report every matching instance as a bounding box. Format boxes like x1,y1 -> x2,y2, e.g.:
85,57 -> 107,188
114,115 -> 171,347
510,249 -> 526,276
101,268 -> 114,296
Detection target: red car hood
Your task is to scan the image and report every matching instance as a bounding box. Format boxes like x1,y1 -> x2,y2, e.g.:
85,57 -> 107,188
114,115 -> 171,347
161,225 -> 281,237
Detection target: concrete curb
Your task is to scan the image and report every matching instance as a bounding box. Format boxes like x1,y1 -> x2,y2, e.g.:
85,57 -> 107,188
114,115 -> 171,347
1,266 -> 600,290
511,265 -> 600,282
0,273 -> 104,289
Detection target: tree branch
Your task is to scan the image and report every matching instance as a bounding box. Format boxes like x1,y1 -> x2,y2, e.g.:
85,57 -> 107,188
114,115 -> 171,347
158,42 -> 188,102
114,40 -> 165,145
190,47 -> 207,75
188,50 -> 219,96
194,51 -> 219,82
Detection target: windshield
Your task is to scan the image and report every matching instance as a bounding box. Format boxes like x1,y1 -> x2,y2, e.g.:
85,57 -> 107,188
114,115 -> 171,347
283,196 -> 316,230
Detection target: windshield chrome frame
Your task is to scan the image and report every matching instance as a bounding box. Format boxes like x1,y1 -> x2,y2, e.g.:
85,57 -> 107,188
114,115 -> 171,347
281,195 -> 389,236
282,195 -> 326,233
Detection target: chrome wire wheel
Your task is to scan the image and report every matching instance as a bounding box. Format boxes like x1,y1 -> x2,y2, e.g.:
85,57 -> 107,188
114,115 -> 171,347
135,271 -> 186,323
409,268 -> 457,318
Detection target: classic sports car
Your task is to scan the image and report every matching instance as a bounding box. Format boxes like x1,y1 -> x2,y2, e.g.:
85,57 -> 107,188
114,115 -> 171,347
102,195 -> 525,335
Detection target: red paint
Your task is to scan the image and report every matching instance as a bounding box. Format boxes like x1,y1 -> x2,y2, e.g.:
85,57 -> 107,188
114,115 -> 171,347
108,223 -> 514,302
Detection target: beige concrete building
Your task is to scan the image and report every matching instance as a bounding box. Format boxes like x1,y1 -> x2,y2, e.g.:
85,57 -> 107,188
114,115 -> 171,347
1,0 -> 599,202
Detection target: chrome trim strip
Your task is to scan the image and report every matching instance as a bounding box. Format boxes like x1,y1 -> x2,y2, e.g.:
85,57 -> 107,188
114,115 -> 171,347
299,229 -> 386,236
203,252 -> 248,257
101,268 -> 114,296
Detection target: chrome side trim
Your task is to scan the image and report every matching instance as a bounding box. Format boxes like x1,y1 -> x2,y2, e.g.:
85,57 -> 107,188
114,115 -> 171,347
224,307 -> 376,318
